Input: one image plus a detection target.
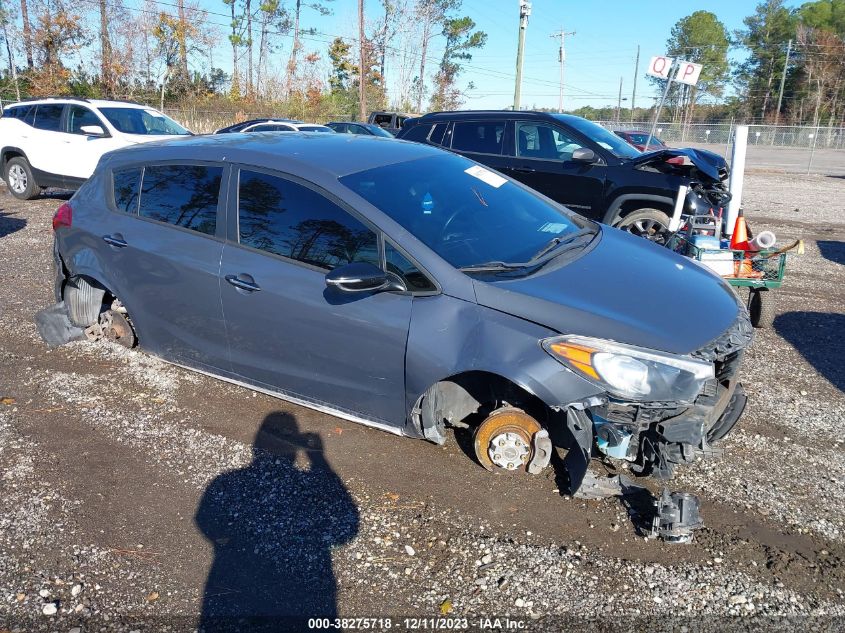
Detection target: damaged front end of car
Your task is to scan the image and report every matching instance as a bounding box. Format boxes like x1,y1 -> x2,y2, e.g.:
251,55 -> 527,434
553,309 -> 753,541
634,147 -> 733,213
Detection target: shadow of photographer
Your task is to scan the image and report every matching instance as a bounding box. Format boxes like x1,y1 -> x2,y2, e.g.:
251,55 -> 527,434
196,411 -> 359,631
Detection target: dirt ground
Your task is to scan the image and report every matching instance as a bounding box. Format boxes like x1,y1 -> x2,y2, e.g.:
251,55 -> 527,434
1,173 -> 844,632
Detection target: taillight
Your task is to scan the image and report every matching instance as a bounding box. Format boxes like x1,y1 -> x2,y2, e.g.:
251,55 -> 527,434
52,202 -> 72,231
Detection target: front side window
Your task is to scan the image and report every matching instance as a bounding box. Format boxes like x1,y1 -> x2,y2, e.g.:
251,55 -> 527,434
385,242 -> 435,292
98,107 -> 190,136
340,153 -> 593,270
515,122 -> 584,161
138,164 -> 222,235
451,121 -> 505,155
67,105 -> 103,134
238,170 -> 378,271
112,168 -> 142,213
330,123 -> 348,133
558,115 -> 640,159
34,104 -> 64,131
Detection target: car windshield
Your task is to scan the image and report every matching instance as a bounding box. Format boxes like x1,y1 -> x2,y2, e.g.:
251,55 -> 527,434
627,132 -> 663,146
99,107 -> 190,136
339,154 -> 595,270
558,116 -> 641,159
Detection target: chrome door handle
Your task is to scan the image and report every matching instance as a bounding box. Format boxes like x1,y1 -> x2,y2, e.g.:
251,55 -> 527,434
225,274 -> 261,292
514,166 -> 535,173
102,234 -> 128,248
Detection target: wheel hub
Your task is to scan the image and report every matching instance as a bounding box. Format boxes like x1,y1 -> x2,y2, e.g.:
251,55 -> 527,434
488,431 -> 530,470
8,165 -> 26,193
473,408 -> 542,472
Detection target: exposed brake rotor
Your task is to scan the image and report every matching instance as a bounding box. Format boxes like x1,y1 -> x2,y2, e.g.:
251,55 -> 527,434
473,407 -> 542,472
102,310 -> 136,349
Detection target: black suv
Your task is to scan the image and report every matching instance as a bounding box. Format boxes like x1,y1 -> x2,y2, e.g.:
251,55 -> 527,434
397,111 -> 731,241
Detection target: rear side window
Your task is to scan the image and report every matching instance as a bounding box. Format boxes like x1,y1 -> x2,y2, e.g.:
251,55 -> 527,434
34,104 -> 64,131
429,123 -> 448,145
138,164 -> 222,235
400,124 -> 432,143
112,168 -> 142,214
451,121 -> 505,154
238,169 -> 379,270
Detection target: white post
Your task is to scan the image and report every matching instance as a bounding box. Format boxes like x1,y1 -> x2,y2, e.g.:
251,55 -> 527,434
726,124 -> 748,237
669,185 -> 688,232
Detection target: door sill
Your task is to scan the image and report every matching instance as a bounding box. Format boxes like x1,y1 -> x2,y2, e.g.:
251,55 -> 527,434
165,358 -> 406,438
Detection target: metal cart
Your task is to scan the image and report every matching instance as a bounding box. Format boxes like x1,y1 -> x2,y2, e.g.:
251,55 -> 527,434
666,233 -> 788,328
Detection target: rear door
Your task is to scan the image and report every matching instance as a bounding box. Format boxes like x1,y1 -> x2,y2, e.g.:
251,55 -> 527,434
502,120 -> 607,219
95,162 -> 230,371
448,120 -> 511,175
219,167 -> 413,426
26,104 -> 66,176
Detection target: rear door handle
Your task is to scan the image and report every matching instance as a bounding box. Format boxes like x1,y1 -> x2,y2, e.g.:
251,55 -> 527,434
102,234 -> 128,248
225,274 -> 261,292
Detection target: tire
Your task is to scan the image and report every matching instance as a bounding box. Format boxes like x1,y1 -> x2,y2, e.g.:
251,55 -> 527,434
65,276 -> 106,327
615,208 -> 672,244
4,156 -> 40,200
749,288 -> 777,328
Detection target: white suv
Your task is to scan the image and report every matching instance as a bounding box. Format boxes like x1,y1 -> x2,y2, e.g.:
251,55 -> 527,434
0,97 -> 192,199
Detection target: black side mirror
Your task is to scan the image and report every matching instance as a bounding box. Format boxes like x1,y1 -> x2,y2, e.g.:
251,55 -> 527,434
325,262 -> 404,293
572,148 -> 596,163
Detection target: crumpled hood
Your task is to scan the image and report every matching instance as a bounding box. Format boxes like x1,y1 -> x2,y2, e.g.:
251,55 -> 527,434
631,147 -> 728,181
472,227 -> 741,356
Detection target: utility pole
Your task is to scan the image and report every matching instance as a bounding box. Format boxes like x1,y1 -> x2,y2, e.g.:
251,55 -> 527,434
550,26 -> 575,113
615,76 -> 624,123
358,0 -> 366,122
630,45 -> 640,123
513,0 -> 531,111
773,38 -> 792,128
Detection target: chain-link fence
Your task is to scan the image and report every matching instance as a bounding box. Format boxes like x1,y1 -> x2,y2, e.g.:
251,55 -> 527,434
596,120 -> 845,176
596,120 -> 845,150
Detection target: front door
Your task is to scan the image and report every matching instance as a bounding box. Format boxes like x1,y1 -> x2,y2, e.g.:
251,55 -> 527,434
504,121 -> 606,219
220,167 -> 412,426
59,104 -> 126,180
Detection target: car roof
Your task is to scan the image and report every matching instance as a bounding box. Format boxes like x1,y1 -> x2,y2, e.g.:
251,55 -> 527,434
3,97 -> 148,109
413,110 -> 589,126
102,132 -> 444,178
216,118 -> 302,133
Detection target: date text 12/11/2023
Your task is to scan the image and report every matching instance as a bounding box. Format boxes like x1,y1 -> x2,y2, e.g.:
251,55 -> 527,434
307,617 -> 528,630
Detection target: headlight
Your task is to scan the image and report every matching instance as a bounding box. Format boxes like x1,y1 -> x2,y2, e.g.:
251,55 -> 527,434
541,335 -> 714,402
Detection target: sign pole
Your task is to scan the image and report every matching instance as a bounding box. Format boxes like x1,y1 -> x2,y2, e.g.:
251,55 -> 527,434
646,62 -> 674,150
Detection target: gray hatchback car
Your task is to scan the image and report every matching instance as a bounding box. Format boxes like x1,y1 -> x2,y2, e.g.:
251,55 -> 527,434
50,132 -> 751,497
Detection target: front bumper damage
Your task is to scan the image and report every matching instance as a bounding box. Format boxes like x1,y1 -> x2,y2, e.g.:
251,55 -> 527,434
561,310 -> 753,541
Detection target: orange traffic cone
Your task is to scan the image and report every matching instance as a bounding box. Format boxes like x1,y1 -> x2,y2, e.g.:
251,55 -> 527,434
729,209 -> 749,251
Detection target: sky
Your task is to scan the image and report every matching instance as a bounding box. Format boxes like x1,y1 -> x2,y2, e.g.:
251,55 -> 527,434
186,0 -> 806,111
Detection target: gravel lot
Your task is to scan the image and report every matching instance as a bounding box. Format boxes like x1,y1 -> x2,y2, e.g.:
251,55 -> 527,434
1,172 -> 844,631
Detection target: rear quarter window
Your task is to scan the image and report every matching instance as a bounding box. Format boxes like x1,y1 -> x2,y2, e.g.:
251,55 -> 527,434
112,168 -> 142,213
138,164 -> 222,235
